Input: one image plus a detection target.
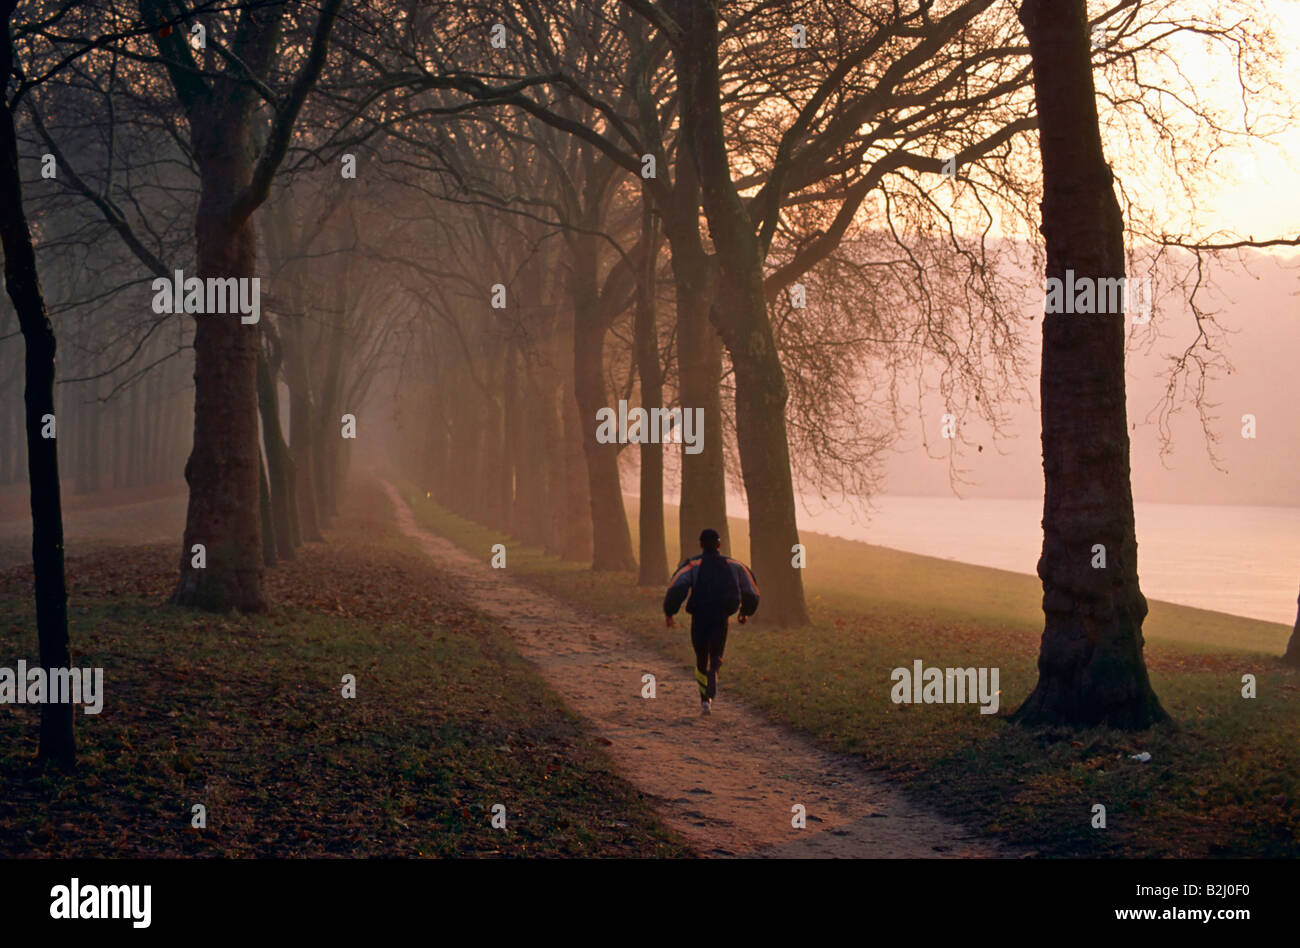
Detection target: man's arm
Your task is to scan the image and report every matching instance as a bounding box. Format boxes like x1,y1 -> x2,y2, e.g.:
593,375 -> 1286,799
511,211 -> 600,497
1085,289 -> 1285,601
733,561 -> 760,618
663,558 -> 696,620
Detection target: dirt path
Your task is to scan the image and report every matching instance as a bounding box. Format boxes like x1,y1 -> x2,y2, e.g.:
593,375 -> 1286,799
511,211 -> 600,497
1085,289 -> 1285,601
383,482 -> 1012,858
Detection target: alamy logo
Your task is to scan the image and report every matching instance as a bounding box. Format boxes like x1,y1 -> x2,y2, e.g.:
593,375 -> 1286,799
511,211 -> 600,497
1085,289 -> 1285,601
0,661 -> 104,714
50,878 -> 151,928
151,269 -> 261,324
890,659 -> 1000,714
1043,269 -> 1151,321
596,399 -> 704,455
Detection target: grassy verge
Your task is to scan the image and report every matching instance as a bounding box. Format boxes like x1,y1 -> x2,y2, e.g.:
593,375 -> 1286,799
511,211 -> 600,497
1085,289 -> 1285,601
0,480 -> 689,858
401,485 -> 1299,858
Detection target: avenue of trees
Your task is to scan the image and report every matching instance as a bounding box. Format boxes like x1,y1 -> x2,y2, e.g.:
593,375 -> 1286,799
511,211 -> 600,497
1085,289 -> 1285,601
2,0 -> 1296,766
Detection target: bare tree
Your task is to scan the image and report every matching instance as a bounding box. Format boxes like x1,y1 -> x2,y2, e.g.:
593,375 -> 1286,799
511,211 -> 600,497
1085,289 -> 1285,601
0,0 -> 73,767
1011,0 -> 1166,729
137,0 -> 343,610
1285,587 -> 1299,668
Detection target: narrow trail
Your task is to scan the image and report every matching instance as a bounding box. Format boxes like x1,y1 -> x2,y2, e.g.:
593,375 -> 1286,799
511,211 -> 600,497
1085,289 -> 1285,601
382,481 -> 1012,858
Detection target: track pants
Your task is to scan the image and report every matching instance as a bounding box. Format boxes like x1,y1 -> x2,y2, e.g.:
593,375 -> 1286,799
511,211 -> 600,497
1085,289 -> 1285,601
690,616 -> 729,701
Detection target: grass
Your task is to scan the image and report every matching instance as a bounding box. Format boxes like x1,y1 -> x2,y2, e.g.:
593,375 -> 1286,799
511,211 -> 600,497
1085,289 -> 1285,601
0,480 -> 689,858
400,484 -> 1300,858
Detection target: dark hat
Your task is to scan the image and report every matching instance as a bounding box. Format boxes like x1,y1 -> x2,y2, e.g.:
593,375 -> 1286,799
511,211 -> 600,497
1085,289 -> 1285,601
699,528 -> 721,547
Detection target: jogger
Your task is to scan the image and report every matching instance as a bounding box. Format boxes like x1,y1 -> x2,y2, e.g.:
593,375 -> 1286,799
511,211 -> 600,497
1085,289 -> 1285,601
664,528 -> 760,714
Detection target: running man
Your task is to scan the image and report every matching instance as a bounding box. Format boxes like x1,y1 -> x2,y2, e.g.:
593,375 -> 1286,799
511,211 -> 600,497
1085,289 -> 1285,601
663,528 -> 760,715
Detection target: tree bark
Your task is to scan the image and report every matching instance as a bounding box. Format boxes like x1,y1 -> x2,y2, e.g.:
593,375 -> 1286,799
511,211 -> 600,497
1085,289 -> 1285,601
635,201 -> 668,586
171,169 -> 267,611
570,231 -> 637,572
676,297 -> 728,562
258,445 -> 276,567
313,318 -> 346,526
716,289 -> 806,625
538,365 -> 567,555
661,141 -> 729,564
561,373 -> 594,563
506,342 -> 544,542
1011,0 -> 1167,729
1283,585 -> 1299,667
282,317 -> 323,542
0,4 -> 74,767
257,347 -> 297,559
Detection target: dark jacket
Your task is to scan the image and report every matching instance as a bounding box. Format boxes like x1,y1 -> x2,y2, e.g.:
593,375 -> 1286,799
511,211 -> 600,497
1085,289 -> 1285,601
663,550 -> 760,623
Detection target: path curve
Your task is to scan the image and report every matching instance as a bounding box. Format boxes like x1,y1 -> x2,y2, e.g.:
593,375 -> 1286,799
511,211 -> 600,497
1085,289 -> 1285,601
383,481 -> 1011,859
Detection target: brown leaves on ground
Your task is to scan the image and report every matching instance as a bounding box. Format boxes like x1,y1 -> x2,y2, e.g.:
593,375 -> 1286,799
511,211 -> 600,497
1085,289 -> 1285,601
0,480 -> 686,858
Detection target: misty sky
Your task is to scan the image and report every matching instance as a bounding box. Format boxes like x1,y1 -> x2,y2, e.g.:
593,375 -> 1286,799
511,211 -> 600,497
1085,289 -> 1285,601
875,0 -> 1300,507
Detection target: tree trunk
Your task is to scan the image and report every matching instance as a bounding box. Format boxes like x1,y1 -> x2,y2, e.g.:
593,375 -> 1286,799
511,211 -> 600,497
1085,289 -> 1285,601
313,320 -> 346,525
662,148 -> 729,564
258,445 -> 276,567
571,235 -> 636,572
715,288 -> 807,626
676,294 -> 728,563
257,347 -> 297,559
1011,0 -> 1166,729
0,10 -> 74,766
504,348 -> 531,541
537,368 -> 566,554
497,355 -> 515,534
635,202 -> 668,586
561,374 -> 594,563
526,373 -> 557,548
171,167 -> 267,611
671,0 -> 807,624
1283,585 -> 1299,667
507,343 -> 547,543
283,320 -> 323,542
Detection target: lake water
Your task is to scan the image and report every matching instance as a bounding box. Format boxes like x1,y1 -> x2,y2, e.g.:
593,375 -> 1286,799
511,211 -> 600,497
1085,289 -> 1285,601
792,495 -> 1300,625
